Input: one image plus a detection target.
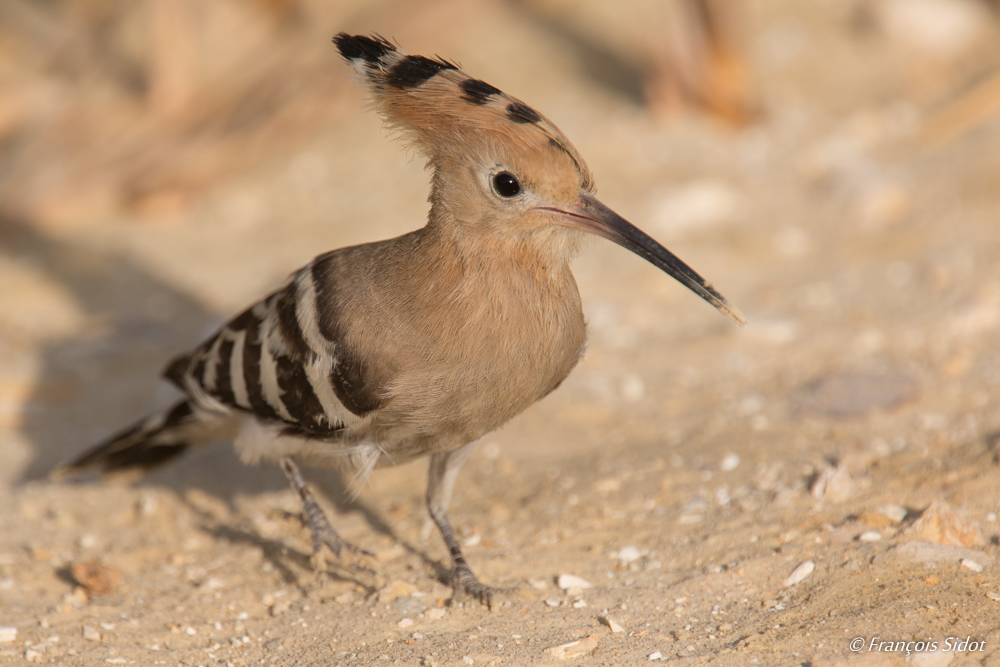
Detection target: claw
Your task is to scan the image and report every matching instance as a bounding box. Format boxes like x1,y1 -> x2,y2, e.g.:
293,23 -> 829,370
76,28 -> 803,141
450,564 -> 502,609
312,525 -> 378,576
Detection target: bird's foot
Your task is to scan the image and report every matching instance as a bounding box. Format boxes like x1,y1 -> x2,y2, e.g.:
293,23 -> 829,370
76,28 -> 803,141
301,502 -> 376,576
449,564 -> 509,609
279,457 -> 376,577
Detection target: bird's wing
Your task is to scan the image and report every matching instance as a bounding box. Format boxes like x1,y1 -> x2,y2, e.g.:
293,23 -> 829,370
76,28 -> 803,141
163,254 -> 382,438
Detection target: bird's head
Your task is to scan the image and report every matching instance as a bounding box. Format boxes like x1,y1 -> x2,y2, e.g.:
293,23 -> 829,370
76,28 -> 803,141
334,34 -> 744,326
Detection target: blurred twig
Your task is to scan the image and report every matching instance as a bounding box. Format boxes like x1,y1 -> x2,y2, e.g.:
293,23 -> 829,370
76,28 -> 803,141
509,0 -> 757,126
646,0 -> 757,126
920,65 -> 1000,151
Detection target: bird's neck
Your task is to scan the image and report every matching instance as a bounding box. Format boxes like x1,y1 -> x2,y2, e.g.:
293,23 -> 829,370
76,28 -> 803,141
421,209 -> 582,285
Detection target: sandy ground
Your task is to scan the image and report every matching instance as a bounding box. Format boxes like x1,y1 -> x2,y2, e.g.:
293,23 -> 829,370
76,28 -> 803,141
2,1 -> 1000,665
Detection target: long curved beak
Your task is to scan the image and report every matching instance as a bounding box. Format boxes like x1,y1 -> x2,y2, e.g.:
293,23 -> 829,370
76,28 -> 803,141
539,193 -> 745,326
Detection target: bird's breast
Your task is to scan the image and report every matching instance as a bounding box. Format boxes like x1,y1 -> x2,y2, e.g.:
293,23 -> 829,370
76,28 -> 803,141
375,265 -> 587,445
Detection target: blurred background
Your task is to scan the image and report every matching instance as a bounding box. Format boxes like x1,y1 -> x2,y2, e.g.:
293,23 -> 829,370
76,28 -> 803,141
1,0 -> 999,487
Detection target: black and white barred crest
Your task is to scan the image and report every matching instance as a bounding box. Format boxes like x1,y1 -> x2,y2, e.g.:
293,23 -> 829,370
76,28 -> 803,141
164,256 -> 377,441
332,33 -> 594,191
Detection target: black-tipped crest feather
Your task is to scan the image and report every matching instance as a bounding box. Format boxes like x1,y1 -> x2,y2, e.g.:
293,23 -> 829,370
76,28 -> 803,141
331,32 -> 594,189
333,33 -> 396,65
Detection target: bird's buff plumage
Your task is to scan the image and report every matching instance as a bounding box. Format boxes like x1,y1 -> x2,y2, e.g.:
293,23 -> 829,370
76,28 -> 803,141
57,34 -> 743,607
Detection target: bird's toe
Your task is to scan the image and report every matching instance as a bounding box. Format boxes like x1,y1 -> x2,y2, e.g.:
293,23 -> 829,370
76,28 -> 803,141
450,564 -> 504,609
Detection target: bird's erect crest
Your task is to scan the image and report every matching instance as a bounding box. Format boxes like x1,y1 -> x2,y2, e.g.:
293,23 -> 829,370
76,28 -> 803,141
333,33 -> 593,188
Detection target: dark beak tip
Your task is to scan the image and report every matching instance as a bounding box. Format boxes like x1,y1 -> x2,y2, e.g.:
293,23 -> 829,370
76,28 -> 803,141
726,305 -> 747,327
561,194 -> 747,328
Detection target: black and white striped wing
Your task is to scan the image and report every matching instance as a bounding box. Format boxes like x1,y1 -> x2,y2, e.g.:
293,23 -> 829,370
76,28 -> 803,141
164,261 -> 374,438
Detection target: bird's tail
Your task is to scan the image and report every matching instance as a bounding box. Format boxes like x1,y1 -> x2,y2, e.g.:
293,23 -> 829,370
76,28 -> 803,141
54,400 -> 207,479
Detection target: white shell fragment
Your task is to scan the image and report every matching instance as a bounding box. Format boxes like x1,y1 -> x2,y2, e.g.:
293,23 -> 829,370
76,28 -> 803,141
961,558 -> 984,572
617,546 -> 641,563
0,627 -> 17,643
547,634 -> 600,659
558,574 -> 593,590
878,504 -> 908,523
784,560 -> 815,587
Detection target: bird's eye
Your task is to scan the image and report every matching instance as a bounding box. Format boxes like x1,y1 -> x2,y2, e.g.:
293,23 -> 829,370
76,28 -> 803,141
492,171 -> 521,198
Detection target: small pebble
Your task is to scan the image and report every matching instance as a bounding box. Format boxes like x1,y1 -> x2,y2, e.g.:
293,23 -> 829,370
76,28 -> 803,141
528,578 -> 548,590
83,625 -> 101,642
811,464 -> 858,503
185,627 -> 196,636
600,615 -> 625,633
906,501 -> 985,547
986,592 -> 1000,601
25,649 -> 44,663
859,531 -> 883,542
397,618 -> 414,628
859,512 -> 895,528
649,651 -> 663,661
105,658 -> 127,664
720,453 -> 740,472
464,656 -> 474,665
71,560 -> 121,596
572,598 -> 587,608
784,560 -> 815,587
617,546 -> 641,563
960,558 -> 984,573
557,574 -> 593,590
547,634 -> 599,659
0,627 -> 16,643
878,505 -> 908,523
545,598 -> 561,607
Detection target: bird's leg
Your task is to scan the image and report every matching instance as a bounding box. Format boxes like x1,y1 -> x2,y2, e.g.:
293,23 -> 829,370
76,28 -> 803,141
279,457 -> 372,571
427,441 -> 499,607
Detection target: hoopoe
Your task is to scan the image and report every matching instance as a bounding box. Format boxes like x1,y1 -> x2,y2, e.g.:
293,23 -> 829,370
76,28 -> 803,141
59,34 -> 744,606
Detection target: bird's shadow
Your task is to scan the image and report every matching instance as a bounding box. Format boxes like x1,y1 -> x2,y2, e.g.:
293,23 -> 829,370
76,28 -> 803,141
0,213 -> 445,582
